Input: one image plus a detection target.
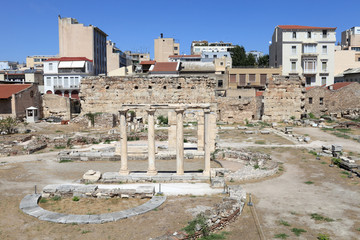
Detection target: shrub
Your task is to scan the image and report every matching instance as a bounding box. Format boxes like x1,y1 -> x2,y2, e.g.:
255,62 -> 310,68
309,113 -> 316,119
317,233 -> 331,240
51,196 -> 61,201
274,233 -> 289,239
308,150 -> 318,156
279,220 -> 290,226
157,115 -> 168,125
39,198 -> 48,203
0,117 -> 18,134
310,213 -> 334,222
183,214 -> 209,237
59,159 -> 73,163
72,196 -> 80,201
304,181 -> 314,185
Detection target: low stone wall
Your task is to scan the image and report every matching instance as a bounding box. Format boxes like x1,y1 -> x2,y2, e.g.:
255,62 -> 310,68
42,184 -> 155,199
154,185 -> 246,240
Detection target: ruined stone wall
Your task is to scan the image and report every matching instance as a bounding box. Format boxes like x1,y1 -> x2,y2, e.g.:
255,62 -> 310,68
80,76 -> 217,114
13,84 -> 42,119
42,94 -> 71,120
262,76 -> 305,122
305,82 -> 360,118
216,97 -> 257,123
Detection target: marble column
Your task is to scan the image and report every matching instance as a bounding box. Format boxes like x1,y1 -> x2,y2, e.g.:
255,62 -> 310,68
167,110 -> 177,151
175,109 -> 185,175
203,109 -> 211,176
146,109 -> 157,175
119,109 -> 130,175
197,111 -> 205,151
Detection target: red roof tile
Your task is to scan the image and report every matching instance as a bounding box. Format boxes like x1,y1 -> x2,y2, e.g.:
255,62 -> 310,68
151,62 -> 179,72
140,60 -> 156,65
278,25 -> 336,30
169,55 -> 201,58
256,91 -> 263,97
45,57 -> 93,62
0,84 -> 32,99
328,82 -> 354,90
305,86 -> 315,91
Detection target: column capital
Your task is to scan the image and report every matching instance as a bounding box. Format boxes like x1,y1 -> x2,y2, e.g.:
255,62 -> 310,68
175,108 -> 185,114
146,109 -> 156,114
119,108 -> 129,114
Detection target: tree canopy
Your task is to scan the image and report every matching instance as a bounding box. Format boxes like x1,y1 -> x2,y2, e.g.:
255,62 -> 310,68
228,45 -> 269,67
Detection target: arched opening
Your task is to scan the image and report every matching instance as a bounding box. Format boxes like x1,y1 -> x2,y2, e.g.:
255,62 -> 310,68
46,90 -> 53,94
71,90 -> 79,100
64,91 -> 69,98
55,90 -> 62,96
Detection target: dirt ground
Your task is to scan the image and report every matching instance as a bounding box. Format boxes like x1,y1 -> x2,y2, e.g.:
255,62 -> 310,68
0,125 -> 359,239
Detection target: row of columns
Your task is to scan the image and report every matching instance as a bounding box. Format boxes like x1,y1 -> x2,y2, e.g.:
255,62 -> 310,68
118,108 -> 211,176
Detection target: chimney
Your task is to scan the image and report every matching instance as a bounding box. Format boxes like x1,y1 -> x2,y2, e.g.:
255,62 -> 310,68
160,33 -> 163,38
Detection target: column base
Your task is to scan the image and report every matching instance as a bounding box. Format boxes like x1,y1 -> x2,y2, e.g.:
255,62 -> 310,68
203,170 -> 210,176
147,170 -> 158,176
119,169 -> 130,175
176,171 -> 184,175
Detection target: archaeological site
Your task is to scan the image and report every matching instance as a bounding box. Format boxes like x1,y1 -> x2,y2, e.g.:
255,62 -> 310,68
1,74 -> 360,240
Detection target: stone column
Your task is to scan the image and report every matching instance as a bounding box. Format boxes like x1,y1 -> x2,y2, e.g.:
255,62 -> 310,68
147,109 -> 157,175
197,111 -> 205,151
175,109 -> 185,175
203,109 -> 211,176
119,109 -> 130,175
168,110 -> 177,151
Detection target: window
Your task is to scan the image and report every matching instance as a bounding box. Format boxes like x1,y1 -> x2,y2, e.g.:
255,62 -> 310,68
46,77 -> 51,86
291,61 -> 296,71
292,46 -> 297,55
322,62 -> 327,72
224,54 -> 227,57
230,74 -> 236,83
308,32 -> 311,38
260,74 -> 267,85
292,32 -> 297,38
239,74 -> 246,86
322,30 -> 327,38
306,77 -> 312,85
309,97 -> 313,104
205,55 -> 209,58
322,45 -> 327,54
220,62 -> 224,66
49,63 -> 53,71
174,46 -> 178,50
249,74 -> 256,82
321,77 -> 327,85
213,55 -> 217,58
320,97 -> 324,105
352,47 -> 360,52
195,48 -> 200,52
303,44 -> 316,53
218,80 -> 223,88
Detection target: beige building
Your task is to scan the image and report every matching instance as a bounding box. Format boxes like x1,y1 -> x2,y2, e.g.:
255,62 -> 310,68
125,51 -> 150,65
58,15 -> 107,75
154,34 -> 180,62
106,40 -> 127,74
341,27 -> 360,63
227,67 -> 282,89
334,46 -> 360,75
26,55 -> 57,69
270,25 -> 336,86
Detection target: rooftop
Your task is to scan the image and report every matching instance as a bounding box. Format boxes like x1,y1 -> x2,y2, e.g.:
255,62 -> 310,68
0,84 -> 32,99
140,61 -> 156,65
45,57 -> 93,62
150,62 -> 179,72
169,55 -> 201,58
328,82 -> 354,90
278,25 -> 336,30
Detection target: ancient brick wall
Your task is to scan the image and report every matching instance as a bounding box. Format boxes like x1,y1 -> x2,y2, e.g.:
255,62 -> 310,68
305,82 -> 360,117
262,76 -> 305,122
42,94 -> 71,120
13,84 -> 42,119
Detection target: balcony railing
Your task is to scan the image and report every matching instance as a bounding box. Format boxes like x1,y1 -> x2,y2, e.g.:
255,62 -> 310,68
303,69 -> 317,74
53,85 -> 79,90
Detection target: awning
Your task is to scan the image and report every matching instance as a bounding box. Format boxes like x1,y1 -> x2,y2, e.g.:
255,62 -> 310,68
71,61 -> 85,68
58,61 -> 72,68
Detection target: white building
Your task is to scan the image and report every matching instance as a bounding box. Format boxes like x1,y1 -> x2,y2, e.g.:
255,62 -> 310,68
43,57 -> 93,99
191,41 -> 234,55
269,25 -> 336,86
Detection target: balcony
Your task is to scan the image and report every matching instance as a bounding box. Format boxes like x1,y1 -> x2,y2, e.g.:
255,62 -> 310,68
53,85 -> 79,90
303,69 -> 317,74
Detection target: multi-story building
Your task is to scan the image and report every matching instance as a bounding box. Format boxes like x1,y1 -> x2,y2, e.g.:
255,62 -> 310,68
43,57 -> 93,99
26,55 -> 57,69
269,25 -> 336,86
0,61 -> 18,70
58,15 -> 107,75
106,40 -> 127,74
125,51 -> 150,66
168,55 -> 201,62
341,27 -> 360,62
0,69 -> 43,85
154,34 -> 180,62
191,41 -> 234,55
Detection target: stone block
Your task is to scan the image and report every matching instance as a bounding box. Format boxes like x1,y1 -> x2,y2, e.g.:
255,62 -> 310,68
304,137 -> 311,142
244,131 -> 255,134
332,144 -> 343,152
211,177 -> 225,188
260,130 -> 270,134
83,170 -> 102,182
237,126 -> 248,130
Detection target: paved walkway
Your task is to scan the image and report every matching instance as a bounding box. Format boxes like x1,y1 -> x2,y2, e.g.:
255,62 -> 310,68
20,194 -> 166,224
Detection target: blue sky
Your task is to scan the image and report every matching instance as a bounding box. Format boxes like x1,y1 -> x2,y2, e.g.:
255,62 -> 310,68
1,0 -> 359,63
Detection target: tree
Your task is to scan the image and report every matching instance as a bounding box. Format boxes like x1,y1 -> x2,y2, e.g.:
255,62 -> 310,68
229,45 -> 248,67
257,54 -> 269,67
246,53 -> 256,66
0,117 -> 18,134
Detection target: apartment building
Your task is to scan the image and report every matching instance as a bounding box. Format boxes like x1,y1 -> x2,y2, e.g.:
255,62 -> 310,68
125,51 -> 150,66
58,16 -> 107,75
341,27 -> 360,62
0,61 -> 18,70
269,25 -> 336,86
43,57 -> 93,99
106,40 -> 127,73
191,41 -> 234,55
26,55 -> 57,69
154,34 -> 180,62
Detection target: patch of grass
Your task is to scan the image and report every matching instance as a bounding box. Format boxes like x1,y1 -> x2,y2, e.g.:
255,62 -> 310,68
341,171 -> 350,176
246,123 -> 254,127
55,130 -> 63,133
304,181 -> 314,185
54,145 -> 66,149
336,128 -> 351,133
274,233 -> 289,239
104,139 -> 111,144
39,198 -> 48,203
290,211 -> 298,215
81,230 -> 91,234
51,196 -> 61,201
59,159 -> 73,163
183,214 -> 209,237
153,208 -> 158,211
255,140 -> 266,145
291,228 -> 306,236
310,213 -> 334,222
253,164 -> 260,170
332,132 -> 350,139
317,233 -> 331,240
357,228 -> 360,231
321,161 -> 327,164
198,232 -> 229,240
72,196 -> 80,202
279,219 -> 290,226
308,150 -> 318,156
